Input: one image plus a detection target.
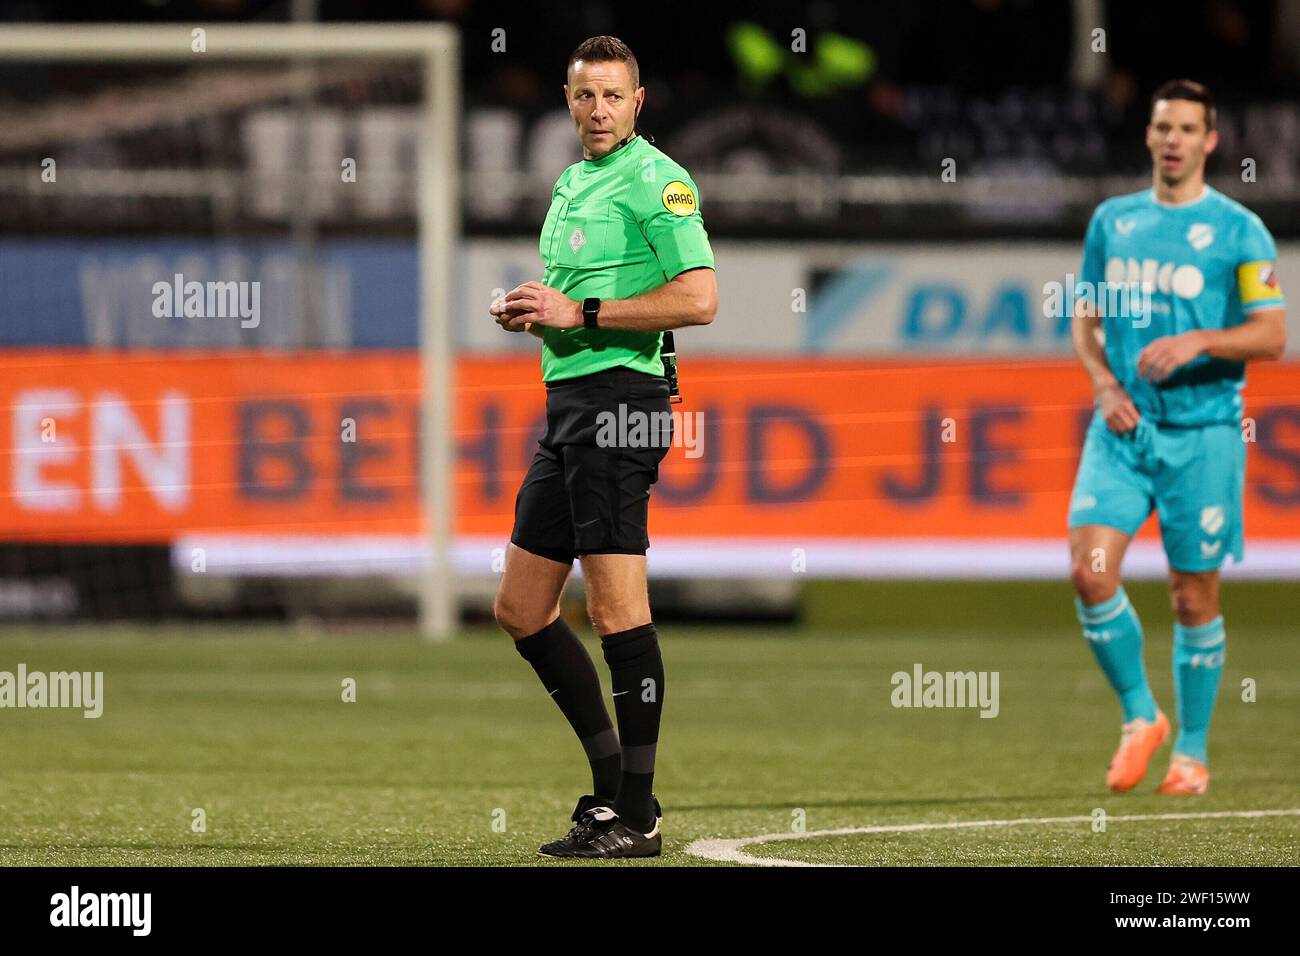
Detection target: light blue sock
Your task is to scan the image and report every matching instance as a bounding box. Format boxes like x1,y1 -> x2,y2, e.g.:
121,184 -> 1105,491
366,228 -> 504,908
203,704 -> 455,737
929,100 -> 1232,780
1075,586 -> 1158,723
1172,616 -> 1226,764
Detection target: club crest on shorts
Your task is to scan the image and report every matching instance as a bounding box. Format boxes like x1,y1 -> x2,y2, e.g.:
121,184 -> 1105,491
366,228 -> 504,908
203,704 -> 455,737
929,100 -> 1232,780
568,227 -> 587,253
1200,505 -> 1225,535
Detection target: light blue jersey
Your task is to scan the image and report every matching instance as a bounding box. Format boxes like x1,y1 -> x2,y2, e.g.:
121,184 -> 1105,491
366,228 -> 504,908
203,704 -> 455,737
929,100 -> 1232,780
1076,186 -> 1285,427
1069,186 -> 1285,572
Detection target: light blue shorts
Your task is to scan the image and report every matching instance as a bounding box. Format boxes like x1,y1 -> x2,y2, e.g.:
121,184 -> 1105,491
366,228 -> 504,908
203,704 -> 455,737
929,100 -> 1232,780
1068,412 -> 1245,573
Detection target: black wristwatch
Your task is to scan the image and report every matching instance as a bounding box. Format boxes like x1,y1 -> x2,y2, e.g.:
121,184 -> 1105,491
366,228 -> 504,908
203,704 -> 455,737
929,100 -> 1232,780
582,297 -> 601,329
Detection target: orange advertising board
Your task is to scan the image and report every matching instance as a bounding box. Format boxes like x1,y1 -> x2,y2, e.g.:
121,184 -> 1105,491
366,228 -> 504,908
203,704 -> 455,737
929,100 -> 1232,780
2,351 -> 1298,545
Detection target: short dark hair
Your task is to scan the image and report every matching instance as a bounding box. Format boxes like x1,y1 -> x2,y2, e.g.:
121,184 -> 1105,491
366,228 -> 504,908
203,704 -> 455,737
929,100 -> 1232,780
568,35 -> 640,89
1151,79 -> 1216,130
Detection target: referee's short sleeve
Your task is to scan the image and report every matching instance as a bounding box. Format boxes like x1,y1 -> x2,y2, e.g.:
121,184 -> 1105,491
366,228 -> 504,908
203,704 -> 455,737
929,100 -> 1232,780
633,166 -> 715,280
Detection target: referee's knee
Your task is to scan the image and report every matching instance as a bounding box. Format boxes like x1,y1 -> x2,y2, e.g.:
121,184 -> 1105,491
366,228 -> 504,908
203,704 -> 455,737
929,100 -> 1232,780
493,591 -> 557,640
586,599 -> 651,637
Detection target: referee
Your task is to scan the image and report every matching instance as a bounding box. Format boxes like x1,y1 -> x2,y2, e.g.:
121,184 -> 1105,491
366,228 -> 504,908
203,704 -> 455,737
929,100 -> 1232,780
489,35 -> 717,859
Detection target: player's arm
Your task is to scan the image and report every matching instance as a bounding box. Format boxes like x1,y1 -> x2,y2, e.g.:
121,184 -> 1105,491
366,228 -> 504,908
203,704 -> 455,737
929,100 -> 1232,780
1137,310 -> 1285,380
1072,204 -> 1139,433
498,270 -> 716,332
1138,259 -> 1287,379
1191,308 -> 1285,362
1072,298 -> 1140,433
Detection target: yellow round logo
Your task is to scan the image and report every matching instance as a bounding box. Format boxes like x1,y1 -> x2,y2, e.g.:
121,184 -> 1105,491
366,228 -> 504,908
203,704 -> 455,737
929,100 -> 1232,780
661,181 -> 697,217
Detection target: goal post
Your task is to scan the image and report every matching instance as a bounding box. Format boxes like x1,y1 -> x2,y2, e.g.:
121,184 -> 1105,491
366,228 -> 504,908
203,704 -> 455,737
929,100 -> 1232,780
0,24 -> 461,640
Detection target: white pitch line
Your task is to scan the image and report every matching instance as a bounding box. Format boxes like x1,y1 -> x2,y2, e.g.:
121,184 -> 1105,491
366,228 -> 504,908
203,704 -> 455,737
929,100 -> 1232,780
684,808 -> 1300,867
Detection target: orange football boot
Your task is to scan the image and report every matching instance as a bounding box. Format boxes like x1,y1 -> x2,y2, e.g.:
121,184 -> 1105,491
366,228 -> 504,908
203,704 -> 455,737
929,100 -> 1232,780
1156,754 -> 1209,796
1106,711 -> 1170,792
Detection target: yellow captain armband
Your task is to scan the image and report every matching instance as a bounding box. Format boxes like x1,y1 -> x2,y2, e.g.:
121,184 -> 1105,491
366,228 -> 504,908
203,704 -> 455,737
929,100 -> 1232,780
1237,260 -> 1285,310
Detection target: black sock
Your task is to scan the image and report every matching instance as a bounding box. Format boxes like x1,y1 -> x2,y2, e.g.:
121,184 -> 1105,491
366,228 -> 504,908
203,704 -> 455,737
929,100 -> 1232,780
601,622 -> 664,833
515,616 -> 621,798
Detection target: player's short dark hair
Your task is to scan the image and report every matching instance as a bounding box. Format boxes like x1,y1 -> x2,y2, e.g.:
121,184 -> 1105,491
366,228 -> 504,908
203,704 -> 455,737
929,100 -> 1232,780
568,35 -> 640,89
1151,79 -> 1216,130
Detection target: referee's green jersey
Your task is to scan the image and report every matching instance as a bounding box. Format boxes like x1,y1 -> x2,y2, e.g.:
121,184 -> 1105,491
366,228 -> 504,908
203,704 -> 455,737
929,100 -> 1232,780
538,135 -> 715,382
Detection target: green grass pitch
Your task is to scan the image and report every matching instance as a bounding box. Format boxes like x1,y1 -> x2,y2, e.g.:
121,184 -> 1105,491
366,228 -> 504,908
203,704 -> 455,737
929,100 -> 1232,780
0,582 -> 1296,866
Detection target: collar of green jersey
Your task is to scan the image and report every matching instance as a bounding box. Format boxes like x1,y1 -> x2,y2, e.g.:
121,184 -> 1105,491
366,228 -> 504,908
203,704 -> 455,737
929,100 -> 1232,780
582,133 -> 641,170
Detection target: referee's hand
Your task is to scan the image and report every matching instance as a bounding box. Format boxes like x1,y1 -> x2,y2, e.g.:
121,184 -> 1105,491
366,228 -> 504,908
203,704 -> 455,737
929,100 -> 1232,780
501,281 -> 582,330
490,294 -> 532,333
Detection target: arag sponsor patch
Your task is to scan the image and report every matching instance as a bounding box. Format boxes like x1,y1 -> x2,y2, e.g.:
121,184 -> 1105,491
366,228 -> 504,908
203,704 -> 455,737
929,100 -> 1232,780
661,180 -> 697,217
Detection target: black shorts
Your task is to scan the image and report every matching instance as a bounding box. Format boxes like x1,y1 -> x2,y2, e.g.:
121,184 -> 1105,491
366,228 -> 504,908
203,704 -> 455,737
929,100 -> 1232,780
510,364 -> 673,564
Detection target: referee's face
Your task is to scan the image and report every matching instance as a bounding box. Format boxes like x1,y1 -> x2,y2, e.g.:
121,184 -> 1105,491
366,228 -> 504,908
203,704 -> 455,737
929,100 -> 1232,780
565,60 -> 644,159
